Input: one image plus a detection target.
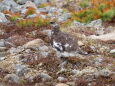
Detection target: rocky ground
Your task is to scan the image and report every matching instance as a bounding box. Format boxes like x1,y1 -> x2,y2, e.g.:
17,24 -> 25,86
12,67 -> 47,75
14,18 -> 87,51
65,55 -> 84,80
0,0 -> 115,86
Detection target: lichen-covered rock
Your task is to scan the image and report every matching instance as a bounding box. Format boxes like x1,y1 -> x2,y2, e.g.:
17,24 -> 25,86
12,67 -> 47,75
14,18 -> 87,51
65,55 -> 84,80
0,0 -> 19,12
110,49 -> 115,56
4,74 -> 21,84
24,39 -> 45,50
16,0 -> 32,5
0,12 -> 8,23
55,83 -> 69,86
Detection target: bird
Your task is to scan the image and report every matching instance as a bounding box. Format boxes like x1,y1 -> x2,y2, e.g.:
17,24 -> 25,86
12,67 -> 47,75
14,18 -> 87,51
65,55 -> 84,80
50,22 -> 87,55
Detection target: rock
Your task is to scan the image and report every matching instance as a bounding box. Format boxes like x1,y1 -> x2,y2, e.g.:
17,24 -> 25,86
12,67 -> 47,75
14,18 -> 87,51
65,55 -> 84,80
17,0 -> 32,5
89,31 -> 115,42
73,20 -> 85,27
55,83 -> 69,86
0,52 -> 7,57
0,47 -> 7,52
0,0 -> 18,11
93,57 -> 104,66
27,14 -> 37,18
15,64 -> 29,76
58,13 -> 71,22
0,39 -> 5,47
24,39 -> 45,50
99,69 -> 112,77
57,76 -> 67,82
24,1 -> 37,9
110,49 -> 115,56
34,0 -> 50,6
37,72 -> 52,82
0,12 -> 8,23
0,57 -> 5,61
78,41 -> 84,46
4,74 -> 21,84
86,19 -> 102,28
9,46 -> 24,55
41,30 -> 52,38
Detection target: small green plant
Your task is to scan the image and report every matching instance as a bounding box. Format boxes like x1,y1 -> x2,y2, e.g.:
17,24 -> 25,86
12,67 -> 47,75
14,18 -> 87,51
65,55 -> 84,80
79,0 -> 90,8
35,19 -> 43,27
10,16 -> 20,22
101,9 -> 115,21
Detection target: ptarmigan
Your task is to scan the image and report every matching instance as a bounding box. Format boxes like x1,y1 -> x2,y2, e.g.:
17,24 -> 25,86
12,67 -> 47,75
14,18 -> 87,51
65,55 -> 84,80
50,22 -> 87,55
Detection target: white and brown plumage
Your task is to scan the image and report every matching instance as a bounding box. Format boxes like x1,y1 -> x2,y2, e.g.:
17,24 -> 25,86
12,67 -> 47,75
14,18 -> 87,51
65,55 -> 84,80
50,22 -> 88,55
50,22 -> 86,55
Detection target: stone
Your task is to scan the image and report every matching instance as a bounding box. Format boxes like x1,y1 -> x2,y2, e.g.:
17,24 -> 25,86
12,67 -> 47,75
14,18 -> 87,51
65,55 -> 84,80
4,74 -> 21,84
89,31 -> 115,42
24,1 -> 37,9
38,72 -> 52,82
41,30 -> 52,38
15,64 -> 29,76
0,47 -> 7,52
99,69 -> 112,77
17,0 -> 32,5
58,13 -> 71,22
57,76 -> 67,82
27,14 -> 37,18
0,39 -> 5,47
34,0 -> 50,6
78,41 -> 84,46
86,19 -> 102,28
0,57 -> 5,61
0,0 -> 18,11
55,83 -> 69,86
110,49 -> 115,56
0,52 -> 6,57
24,39 -> 45,50
0,12 -> 8,23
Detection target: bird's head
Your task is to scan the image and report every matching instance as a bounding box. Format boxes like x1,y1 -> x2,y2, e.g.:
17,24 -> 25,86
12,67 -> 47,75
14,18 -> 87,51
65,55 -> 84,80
50,22 -> 60,35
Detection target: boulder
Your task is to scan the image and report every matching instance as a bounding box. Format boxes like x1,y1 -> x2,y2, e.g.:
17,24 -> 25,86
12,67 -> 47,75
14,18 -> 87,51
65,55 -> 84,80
55,83 -> 69,86
0,12 -> 8,22
89,31 -> 115,42
24,39 -> 45,50
0,0 -> 18,11
16,0 -> 32,5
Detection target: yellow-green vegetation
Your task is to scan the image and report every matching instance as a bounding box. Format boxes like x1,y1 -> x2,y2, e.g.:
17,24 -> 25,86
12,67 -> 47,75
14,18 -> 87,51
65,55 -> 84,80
38,3 -> 50,8
10,16 -> 20,22
25,7 -> 36,16
72,0 -> 115,23
16,17 -> 50,27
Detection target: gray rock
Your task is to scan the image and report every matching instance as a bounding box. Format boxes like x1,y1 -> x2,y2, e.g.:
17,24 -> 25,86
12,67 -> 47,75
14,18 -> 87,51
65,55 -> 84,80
0,47 -> 7,52
0,12 -> 8,23
17,0 -> 32,5
99,69 -> 112,77
58,13 -> 71,22
0,39 -> 5,47
0,57 -> 5,61
0,0 -> 18,11
38,73 -> 52,82
15,64 -> 29,76
110,49 -> 115,56
34,0 -> 50,6
39,45 -> 49,51
73,20 -> 85,27
86,19 -> 102,28
4,74 -> 21,84
27,14 -> 37,18
41,30 -> 52,37
0,52 -> 6,57
57,76 -> 67,82
9,46 -> 24,55
37,8 -> 48,13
